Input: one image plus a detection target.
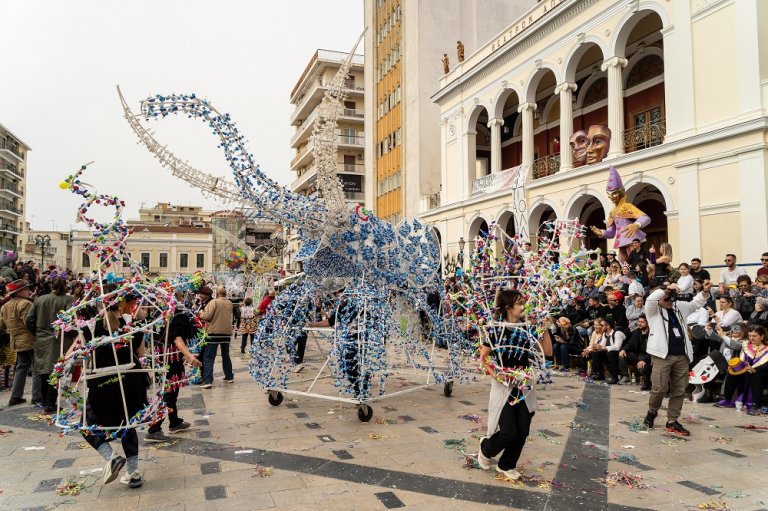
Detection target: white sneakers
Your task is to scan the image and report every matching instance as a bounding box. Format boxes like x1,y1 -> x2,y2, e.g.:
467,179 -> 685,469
103,455 -> 126,484
495,466 -> 522,480
293,363 -> 306,373
120,470 -> 143,488
477,437 -> 492,470
478,437 -> 522,480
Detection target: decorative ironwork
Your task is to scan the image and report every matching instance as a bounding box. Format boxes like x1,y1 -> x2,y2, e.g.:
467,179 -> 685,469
622,117 -> 666,153
531,154 -> 561,180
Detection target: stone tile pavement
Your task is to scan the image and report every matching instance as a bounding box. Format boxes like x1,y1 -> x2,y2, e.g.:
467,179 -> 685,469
0,347 -> 767,511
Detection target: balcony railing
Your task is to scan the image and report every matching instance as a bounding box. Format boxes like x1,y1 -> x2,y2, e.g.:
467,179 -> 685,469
0,139 -> 22,159
0,224 -> 19,234
0,163 -> 23,179
0,201 -> 21,215
337,135 -> 365,146
340,163 -> 365,173
343,191 -> 365,201
623,118 -> 666,153
0,182 -> 20,195
290,139 -> 314,167
341,108 -> 364,118
531,154 -> 561,180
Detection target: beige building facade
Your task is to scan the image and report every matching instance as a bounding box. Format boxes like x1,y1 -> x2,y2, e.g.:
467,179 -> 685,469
0,122 -> 29,253
363,0 -> 535,223
70,225 -> 213,277
423,0 -> 768,278
290,49 -> 366,204
22,229 -> 72,270
286,50 -> 366,272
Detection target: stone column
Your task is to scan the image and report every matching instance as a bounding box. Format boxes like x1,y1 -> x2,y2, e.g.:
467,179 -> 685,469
518,102 -> 536,166
487,118 -> 504,173
555,82 -> 577,172
601,56 -> 628,159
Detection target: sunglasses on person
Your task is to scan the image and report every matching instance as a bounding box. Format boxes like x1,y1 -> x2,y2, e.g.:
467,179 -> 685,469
762,258 -> 768,262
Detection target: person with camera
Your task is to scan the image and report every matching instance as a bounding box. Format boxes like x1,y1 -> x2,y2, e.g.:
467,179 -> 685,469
642,280 -> 712,436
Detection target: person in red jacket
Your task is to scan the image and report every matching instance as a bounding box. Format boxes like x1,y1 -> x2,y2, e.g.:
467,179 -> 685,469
257,289 -> 276,316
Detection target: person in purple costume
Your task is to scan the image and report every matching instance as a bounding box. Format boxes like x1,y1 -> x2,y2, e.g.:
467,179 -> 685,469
590,167 -> 651,265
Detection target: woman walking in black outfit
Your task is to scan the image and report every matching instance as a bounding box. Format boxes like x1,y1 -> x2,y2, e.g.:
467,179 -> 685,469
477,290 -> 552,480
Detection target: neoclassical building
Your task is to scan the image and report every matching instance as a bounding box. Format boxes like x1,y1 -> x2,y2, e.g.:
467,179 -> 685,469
421,0 -> 768,276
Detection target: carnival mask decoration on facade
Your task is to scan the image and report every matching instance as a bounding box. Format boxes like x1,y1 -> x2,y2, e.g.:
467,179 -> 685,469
585,125 -> 611,164
569,130 -> 588,167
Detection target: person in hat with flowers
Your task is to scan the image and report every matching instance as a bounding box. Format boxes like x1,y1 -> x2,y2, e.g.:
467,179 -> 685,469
1,279 -> 36,406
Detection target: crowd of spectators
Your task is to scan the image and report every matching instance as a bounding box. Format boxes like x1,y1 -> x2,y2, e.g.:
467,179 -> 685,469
550,244 -> 768,416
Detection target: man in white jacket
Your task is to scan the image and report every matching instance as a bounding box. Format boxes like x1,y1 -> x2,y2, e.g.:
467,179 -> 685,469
642,280 -> 712,436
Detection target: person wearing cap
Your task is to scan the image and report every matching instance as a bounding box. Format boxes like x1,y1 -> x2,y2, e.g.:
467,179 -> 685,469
717,325 -> 768,412
199,287 -> 234,388
590,167 -> 651,265
643,280 -> 713,436
1,280 -> 37,406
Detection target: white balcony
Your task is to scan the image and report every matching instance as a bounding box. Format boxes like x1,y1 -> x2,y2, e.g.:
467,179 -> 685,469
0,165 -> 23,181
337,134 -> 365,148
0,201 -> 22,220
0,182 -> 21,200
338,163 -> 365,174
290,139 -> 315,170
0,140 -> 23,163
291,165 -> 317,193
290,79 -> 364,126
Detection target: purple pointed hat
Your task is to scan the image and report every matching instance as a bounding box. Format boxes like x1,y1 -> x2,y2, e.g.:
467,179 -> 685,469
606,166 -> 623,192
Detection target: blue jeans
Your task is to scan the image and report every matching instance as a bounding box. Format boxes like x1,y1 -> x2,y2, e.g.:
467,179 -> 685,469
554,343 -> 580,368
202,337 -> 233,384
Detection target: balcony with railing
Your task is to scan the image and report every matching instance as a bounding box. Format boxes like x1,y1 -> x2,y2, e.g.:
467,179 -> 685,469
0,200 -> 21,217
531,154 -> 561,180
339,163 -> 365,174
0,163 -> 23,180
0,181 -> 20,198
291,77 -> 365,125
290,139 -> 315,170
0,223 -> 20,234
343,191 -> 365,201
622,117 -> 666,154
0,139 -> 23,162
341,108 -> 365,119
337,134 -> 365,147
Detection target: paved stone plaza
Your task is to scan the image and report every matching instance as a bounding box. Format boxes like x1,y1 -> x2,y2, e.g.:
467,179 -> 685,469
1,348 -> 767,511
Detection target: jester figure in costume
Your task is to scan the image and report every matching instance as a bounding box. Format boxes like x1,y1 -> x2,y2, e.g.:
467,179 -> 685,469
590,167 -> 651,264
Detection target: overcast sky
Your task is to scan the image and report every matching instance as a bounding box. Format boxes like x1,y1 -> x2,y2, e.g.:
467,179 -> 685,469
0,0 -> 364,230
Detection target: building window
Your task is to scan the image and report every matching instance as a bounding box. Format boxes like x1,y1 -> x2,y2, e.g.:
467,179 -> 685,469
81,252 -> 89,267
180,253 -> 188,268
159,252 -> 168,268
140,252 -> 150,269
196,253 -> 205,268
